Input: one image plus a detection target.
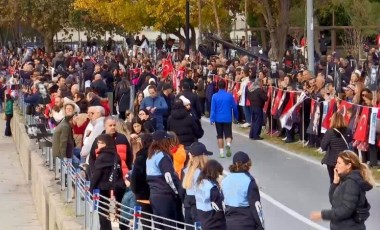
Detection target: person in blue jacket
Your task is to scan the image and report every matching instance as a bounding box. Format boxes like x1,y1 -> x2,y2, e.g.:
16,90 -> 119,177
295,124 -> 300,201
146,130 -> 182,229
221,151 -> 265,230
210,80 -> 238,158
182,142 -> 212,229
140,85 -> 168,131
195,159 -> 226,230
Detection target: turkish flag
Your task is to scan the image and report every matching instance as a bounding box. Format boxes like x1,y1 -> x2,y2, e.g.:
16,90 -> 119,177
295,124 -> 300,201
280,91 -> 295,117
322,99 -> 337,129
162,58 -> 173,79
263,86 -> 273,113
271,89 -> 283,116
232,82 -> 240,103
353,106 -> 370,141
337,100 -> 353,125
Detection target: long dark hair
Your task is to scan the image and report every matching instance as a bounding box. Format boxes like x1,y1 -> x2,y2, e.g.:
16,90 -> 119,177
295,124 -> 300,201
197,160 -> 223,185
148,138 -> 172,159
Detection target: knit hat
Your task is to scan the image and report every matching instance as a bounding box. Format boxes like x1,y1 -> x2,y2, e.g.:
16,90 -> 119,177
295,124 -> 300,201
233,151 -> 250,164
179,95 -> 191,106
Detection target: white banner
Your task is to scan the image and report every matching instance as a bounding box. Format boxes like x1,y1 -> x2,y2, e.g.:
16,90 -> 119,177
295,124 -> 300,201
369,108 -> 378,145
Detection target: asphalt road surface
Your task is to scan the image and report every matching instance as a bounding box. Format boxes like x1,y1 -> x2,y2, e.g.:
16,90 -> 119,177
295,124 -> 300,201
199,119 -> 380,230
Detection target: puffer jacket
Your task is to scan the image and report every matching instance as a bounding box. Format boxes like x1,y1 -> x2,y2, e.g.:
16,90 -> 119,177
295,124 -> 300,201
321,170 -> 373,230
321,128 -> 352,166
167,106 -> 201,147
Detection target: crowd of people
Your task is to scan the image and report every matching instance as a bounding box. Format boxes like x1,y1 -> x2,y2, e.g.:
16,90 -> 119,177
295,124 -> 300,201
0,34 -> 377,229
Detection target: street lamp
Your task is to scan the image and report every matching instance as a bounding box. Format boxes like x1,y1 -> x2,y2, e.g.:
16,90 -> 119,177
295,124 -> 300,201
185,0 -> 190,55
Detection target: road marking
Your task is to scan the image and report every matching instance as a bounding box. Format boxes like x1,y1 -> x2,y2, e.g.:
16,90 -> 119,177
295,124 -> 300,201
260,191 -> 329,230
222,170 -> 328,230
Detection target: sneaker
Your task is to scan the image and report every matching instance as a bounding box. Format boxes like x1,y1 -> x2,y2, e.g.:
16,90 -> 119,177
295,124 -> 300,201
225,145 -> 232,157
282,136 -> 287,141
241,122 -> 250,128
219,153 -> 225,158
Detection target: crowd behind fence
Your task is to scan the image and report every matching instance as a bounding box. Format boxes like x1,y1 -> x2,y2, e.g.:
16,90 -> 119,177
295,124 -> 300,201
16,88 -> 201,230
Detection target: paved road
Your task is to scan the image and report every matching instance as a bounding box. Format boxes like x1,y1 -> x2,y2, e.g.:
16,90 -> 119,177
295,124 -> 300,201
199,119 -> 380,230
0,122 -> 42,230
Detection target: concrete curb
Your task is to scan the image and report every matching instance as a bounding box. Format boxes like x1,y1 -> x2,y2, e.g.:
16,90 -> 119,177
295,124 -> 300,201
11,111 -> 82,230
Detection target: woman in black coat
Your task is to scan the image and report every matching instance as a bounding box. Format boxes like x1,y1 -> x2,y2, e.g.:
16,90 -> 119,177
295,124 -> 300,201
90,134 -> 126,230
311,151 -> 375,230
167,99 -> 202,147
321,112 -> 352,184
115,78 -> 132,120
130,133 -> 153,230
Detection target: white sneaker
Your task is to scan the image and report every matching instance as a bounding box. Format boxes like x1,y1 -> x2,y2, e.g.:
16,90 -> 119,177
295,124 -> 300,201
241,123 -> 250,128
282,136 -> 287,141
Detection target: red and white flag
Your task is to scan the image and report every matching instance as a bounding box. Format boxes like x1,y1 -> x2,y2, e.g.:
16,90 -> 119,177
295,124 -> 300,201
322,99 -> 336,130
353,107 -> 370,142
337,100 -> 353,125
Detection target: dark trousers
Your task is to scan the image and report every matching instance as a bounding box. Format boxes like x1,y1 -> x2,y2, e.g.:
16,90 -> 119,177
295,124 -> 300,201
238,105 -> 245,123
362,144 -> 378,167
327,165 -> 335,184
206,98 -> 211,114
5,114 -> 12,136
150,194 -> 178,230
136,201 -> 153,230
199,97 -> 206,116
249,106 -> 264,139
99,190 -> 112,230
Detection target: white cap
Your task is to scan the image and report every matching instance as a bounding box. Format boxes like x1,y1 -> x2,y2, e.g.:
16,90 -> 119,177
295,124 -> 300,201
179,95 -> 191,106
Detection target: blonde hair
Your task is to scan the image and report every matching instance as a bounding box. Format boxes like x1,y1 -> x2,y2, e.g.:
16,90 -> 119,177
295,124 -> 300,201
338,151 -> 376,186
330,112 -> 347,129
115,119 -> 129,137
182,155 -> 208,189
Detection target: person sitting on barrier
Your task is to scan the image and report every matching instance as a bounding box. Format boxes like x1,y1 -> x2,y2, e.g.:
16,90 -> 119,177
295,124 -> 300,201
90,134 -> 126,230
195,159 -> 226,230
221,151 -> 265,230
129,133 -> 153,229
146,130 -> 182,229
182,142 -> 211,229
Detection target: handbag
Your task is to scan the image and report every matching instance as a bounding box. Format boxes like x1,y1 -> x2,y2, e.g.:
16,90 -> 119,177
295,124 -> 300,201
333,128 -> 350,149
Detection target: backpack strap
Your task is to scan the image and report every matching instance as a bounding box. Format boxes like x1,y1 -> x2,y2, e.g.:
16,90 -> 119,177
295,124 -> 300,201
333,128 -> 349,149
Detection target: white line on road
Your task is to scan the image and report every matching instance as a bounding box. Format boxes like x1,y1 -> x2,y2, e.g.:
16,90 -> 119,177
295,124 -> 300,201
260,191 -> 329,230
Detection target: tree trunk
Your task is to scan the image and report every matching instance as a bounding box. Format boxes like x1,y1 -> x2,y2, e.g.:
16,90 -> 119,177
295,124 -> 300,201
210,0 -> 224,56
43,31 -> 54,53
259,17 -> 267,51
190,25 -> 196,51
261,0 -> 290,61
197,0 -> 202,45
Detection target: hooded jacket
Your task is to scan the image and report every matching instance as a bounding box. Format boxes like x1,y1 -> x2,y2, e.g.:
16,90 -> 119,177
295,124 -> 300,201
167,105 -> 201,147
322,170 -> 373,230
90,147 -> 125,192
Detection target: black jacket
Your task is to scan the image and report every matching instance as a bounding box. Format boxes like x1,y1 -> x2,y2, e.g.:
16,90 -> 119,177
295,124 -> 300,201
321,128 -> 352,166
90,79 -> 107,98
247,86 -> 267,109
130,147 -> 150,200
90,147 -> 126,192
322,170 -> 373,230
83,60 -> 95,81
177,89 -> 202,119
116,87 -> 131,112
167,106 -> 201,147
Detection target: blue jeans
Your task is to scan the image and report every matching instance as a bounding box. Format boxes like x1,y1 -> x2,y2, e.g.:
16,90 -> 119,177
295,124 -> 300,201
121,189 -> 136,223
243,106 -> 252,124
249,106 -> 264,139
72,147 -> 84,168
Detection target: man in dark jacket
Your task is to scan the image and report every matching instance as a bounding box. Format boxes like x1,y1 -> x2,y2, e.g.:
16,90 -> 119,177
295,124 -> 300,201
83,56 -> 95,87
91,74 -> 107,98
247,80 -> 267,140
177,82 -> 202,120
160,83 -> 175,130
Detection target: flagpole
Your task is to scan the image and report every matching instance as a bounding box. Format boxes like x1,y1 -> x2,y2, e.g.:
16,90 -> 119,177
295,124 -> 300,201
307,0 -> 315,75
302,100 -> 305,148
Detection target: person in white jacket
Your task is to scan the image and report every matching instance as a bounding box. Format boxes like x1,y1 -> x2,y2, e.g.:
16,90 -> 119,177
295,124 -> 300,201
81,106 -> 105,163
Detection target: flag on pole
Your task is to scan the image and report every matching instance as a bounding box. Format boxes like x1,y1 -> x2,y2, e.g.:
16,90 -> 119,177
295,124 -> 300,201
353,106 -> 370,141
337,100 -> 353,125
321,99 -> 336,130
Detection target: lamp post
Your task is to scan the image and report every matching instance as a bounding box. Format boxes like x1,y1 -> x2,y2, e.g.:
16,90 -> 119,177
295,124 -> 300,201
307,0 -> 314,75
185,0 -> 190,55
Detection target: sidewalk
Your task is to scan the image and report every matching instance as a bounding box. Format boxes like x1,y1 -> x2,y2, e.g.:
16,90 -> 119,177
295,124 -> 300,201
0,119 -> 42,230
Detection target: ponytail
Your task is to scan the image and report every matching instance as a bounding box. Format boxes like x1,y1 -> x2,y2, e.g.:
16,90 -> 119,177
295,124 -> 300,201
359,163 -> 376,187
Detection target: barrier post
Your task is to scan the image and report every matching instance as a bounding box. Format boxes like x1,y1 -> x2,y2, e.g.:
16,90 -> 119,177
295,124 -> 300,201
60,158 -> 66,191
92,189 -> 100,211
84,181 -> 90,230
66,159 -> 73,202
75,169 -> 84,216
49,147 -> 54,171
55,157 -> 61,179
194,222 -> 201,230
133,206 -> 142,230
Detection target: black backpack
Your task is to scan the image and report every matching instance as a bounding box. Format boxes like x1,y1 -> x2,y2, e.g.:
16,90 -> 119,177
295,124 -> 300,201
353,190 -> 371,223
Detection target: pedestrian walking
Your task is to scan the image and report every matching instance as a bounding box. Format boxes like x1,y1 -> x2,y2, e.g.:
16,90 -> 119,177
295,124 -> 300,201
4,94 -> 13,137
210,80 -> 238,158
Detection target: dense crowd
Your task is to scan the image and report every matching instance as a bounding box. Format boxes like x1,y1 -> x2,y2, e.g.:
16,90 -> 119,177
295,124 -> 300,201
0,35 -> 377,229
